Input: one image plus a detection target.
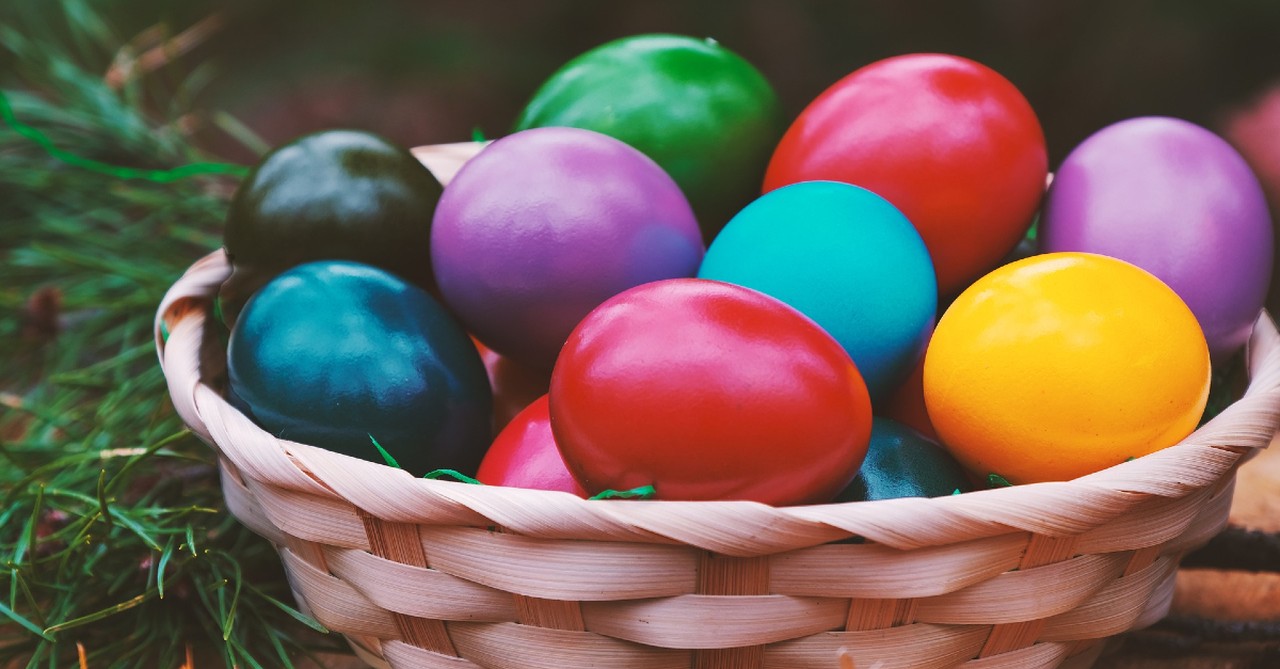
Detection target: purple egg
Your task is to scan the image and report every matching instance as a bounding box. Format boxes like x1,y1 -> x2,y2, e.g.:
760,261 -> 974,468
1042,116 -> 1273,361
431,127 -> 704,371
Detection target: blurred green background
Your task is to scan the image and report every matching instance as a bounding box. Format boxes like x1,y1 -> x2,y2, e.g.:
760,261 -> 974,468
5,0 -> 1280,169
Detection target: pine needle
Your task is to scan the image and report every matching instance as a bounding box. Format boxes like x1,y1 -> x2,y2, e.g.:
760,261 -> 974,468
1,5 -> 345,667
0,90 -> 248,181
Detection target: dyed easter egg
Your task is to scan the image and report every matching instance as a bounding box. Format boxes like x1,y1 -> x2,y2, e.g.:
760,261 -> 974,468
476,395 -> 586,496
880,338 -> 938,441
550,278 -> 872,505
835,418 -> 972,502
431,127 -> 704,371
698,181 -> 936,402
1041,116 -> 1273,361
220,129 -> 443,325
227,261 -> 492,477
924,253 -> 1211,484
472,337 -> 550,433
514,33 -> 782,240
764,53 -> 1047,298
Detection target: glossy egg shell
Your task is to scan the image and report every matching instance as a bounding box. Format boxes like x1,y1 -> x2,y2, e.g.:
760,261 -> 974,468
220,129 -> 442,325
763,53 -> 1048,298
698,181 -> 936,402
226,261 -> 493,477
550,278 -> 872,505
879,334 -> 939,441
431,126 -> 704,371
476,395 -> 586,496
835,417 -> 972,502
923,252 -> 1211,484
472,337 -> 550,433
1041,116 -> 1273,361
514,33 -> 782,240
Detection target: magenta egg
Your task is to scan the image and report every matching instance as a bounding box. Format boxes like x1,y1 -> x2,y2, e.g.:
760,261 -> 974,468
431,127 -> 704,371
1041,116 -> 1273,361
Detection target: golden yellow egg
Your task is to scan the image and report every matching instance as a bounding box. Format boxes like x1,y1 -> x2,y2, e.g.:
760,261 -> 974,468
923,252 -> 1211,484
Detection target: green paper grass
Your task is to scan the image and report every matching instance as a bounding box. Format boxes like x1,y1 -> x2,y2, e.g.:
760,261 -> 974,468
424,469 -> 483,485
987,473 -> 1014,488
369,435 -> 401,469
590,485 -> 657,500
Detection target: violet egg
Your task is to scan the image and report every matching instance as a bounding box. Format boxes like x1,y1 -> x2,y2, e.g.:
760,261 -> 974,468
1041,116 -> 1273,361
431,127 -> 704,371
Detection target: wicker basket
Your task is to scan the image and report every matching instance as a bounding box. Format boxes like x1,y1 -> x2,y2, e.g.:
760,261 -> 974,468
155,144 -> 1280,669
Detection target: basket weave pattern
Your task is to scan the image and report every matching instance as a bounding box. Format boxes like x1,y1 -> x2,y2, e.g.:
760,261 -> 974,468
155,148 -> 1280,668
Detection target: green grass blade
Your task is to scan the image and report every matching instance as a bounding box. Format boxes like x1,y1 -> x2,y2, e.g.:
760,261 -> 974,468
42,591 -> 155,635
95,468 -> 114,526
0,597 -> 53,640
155,537 -> 176,599
246,585 -> 329,634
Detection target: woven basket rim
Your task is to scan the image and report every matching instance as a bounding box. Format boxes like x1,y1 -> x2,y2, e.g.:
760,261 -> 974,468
153,246 -> 1280,556
149,142 -> 1280,669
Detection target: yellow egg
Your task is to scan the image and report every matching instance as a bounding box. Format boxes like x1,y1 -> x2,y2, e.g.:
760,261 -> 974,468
923,252 -> 1211,484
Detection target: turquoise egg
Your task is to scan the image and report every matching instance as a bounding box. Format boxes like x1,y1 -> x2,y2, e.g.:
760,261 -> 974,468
698,181 -> 936,402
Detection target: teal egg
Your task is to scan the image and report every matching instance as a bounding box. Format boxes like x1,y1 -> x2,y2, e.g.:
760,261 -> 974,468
836,417 -> 974,502
227,260 -> 493,476
698,181 -> 936,401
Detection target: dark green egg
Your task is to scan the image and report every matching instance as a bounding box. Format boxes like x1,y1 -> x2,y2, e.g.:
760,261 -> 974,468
836,417 -> 974,502
219,129 -> 442,324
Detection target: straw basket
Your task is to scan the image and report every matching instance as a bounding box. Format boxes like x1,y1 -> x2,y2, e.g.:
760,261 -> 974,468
155,143 -> 1280,669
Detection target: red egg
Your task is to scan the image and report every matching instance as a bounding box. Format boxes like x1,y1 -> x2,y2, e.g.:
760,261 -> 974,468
476,395 -> 586,496
549,278 -> 872,505
764,53 -> 1047,297
880,344 -> 939,442
472,337 -> 550,432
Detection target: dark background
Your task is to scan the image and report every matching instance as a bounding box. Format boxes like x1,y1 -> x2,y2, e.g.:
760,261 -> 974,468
6,0 -> 1280,171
